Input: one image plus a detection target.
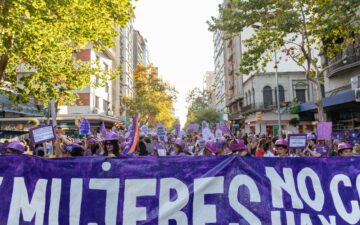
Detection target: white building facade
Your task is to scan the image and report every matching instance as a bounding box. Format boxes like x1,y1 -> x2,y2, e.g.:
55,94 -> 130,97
213,29 -> 226,112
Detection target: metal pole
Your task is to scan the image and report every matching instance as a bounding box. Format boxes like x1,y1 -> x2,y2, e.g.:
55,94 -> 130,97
50,99 -> 57,126
274,43 -> 281,137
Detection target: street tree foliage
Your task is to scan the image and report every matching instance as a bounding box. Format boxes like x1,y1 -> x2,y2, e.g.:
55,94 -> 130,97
123,64 -> 178,129
0,0 -> 134,105
209,0 -> 360,121
185,87 -> 221,127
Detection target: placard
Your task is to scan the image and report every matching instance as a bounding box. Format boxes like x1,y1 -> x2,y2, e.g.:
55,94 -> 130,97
29,125 -> 56,144
317,122 -> 332,140
79,119 -> 91,135
157,123 -> 168,142
288,134 -> 307,149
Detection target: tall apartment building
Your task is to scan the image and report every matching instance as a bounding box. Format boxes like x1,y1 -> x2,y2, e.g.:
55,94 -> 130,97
299,34 -> 360,131
203,71 -> 216,109
133,29 -> 150,67
213,29 -> 226,112
112,22 -> 135,121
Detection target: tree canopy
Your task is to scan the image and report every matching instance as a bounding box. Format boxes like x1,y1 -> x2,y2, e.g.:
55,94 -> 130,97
123,64 -> 178,129
0,0 -> 134,105
185,87 -> 221,127
209,0 -> 360,120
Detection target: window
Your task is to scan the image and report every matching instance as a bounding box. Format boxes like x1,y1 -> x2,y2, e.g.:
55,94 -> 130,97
245,93 -> 248,105
105,83 -> 109,93
252,88 -> 255,105
95,96 -> 99,109
296,89 -> 306,103
103,100 -> 108,112
275,85 -> 285,106
103,62 -> 109,71
263,86 -> 273,107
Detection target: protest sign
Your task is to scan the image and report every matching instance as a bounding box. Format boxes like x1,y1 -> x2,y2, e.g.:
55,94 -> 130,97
317,122 -> 332,140
202,127 -> 214,141
140,125 -> 149,136
157,123 -> 168,142
188,123 -> 199,133
79,119 -> 91,135
0,155 -> 360,224
175,124 -> 180,136
29,126 -> 56,144
215,129 -> 223,140
288,134 -> 307,149
198,138 -> 206,150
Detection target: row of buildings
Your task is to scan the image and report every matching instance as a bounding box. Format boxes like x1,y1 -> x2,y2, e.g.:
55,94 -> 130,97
204,3 -> 360,135
0,21 -> 150,138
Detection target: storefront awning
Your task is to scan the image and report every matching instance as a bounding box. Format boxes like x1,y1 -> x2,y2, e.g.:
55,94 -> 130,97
299,90 -> 356,113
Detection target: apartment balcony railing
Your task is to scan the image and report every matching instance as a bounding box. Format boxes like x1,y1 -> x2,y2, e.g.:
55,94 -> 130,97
326,45 -> 360,78
241,103 -> 276,115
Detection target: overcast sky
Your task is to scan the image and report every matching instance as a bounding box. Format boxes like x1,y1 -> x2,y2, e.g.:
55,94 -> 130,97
133,0 -> 222,126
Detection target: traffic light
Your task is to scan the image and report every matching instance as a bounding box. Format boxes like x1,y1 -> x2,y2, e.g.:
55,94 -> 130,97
256,112 -> 262,122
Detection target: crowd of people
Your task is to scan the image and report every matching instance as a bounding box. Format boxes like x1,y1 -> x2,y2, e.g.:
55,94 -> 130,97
0,125 -> 359,158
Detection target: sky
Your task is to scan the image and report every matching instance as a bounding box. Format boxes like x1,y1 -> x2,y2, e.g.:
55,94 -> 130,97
133,0 -> 222,126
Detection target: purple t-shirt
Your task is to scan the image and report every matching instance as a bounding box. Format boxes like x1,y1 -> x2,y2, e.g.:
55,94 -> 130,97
315,145 -> 330,157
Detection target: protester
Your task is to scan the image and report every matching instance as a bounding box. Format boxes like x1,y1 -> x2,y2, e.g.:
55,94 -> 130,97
172,139 -> 186,156
337,142 -> 353,157
255,138 -> 266,157
275,139 -> 288,157
353,142 -> 360,156
103,132 -> 120,157
62,143 -> 84,157
5,141 -> 25,155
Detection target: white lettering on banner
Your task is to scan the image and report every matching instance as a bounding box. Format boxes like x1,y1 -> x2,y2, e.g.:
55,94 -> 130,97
265,167 -> 304,209
70,179 -> 83,225
89,179 -> 120,225
286,211 -> 295,225
123,179 -> 156,225
297,168 -> 324,211
300,213 -> 313,225
159,178 -> 189,225
356,174 -> 360,203
228,175 -> 261,225
49,179 -> 62,225
193,177 -> 224,225
330,174 -> 360,224
318,215 -> 336,225
7,177 -> 47,225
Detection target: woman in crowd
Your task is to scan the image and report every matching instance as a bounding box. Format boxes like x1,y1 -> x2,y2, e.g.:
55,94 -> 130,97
275,139 -> 288,157
103,132 -> 120,157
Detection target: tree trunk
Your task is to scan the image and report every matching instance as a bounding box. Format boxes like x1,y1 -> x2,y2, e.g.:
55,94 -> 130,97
0,55 -> 9,81
314,75 -> 325,122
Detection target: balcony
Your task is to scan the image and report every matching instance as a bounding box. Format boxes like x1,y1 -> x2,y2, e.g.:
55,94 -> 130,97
241,103 -> 277,115
326,45 -> 360,78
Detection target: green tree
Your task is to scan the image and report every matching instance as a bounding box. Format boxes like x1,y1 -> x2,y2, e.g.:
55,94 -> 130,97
0,0 -> 134,105
185,87 -> 221,127
209,0 -> 360,121
123,64 -> 178,129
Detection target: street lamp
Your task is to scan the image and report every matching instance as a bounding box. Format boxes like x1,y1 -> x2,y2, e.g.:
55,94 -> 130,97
274,43 -> 282,137
251,24 -> 282,136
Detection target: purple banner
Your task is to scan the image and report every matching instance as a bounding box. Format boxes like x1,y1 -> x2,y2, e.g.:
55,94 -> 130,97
0,155 -> 360,224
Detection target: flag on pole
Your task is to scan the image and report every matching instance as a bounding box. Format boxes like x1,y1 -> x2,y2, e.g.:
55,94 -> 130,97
122,113 -> 140,156
99,121 -> 107,138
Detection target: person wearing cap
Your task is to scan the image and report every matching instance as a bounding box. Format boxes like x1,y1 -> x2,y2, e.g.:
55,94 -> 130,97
172,138 -> 187,156
228,139 -> 250,156
62,143 -> 84,157
215,140 -> 227,155
103,132 -> 120,157
5,141 -> 25,154
203,141 -> 217,156
338,142 -> 353,157
275,139 -> 288,157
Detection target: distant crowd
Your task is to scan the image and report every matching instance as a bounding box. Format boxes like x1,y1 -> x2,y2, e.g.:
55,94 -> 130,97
1,125 -> 359,158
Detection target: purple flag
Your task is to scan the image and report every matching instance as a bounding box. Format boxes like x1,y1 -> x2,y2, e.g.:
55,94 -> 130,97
317,122 -> 332,140
99,121 -> 107,138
